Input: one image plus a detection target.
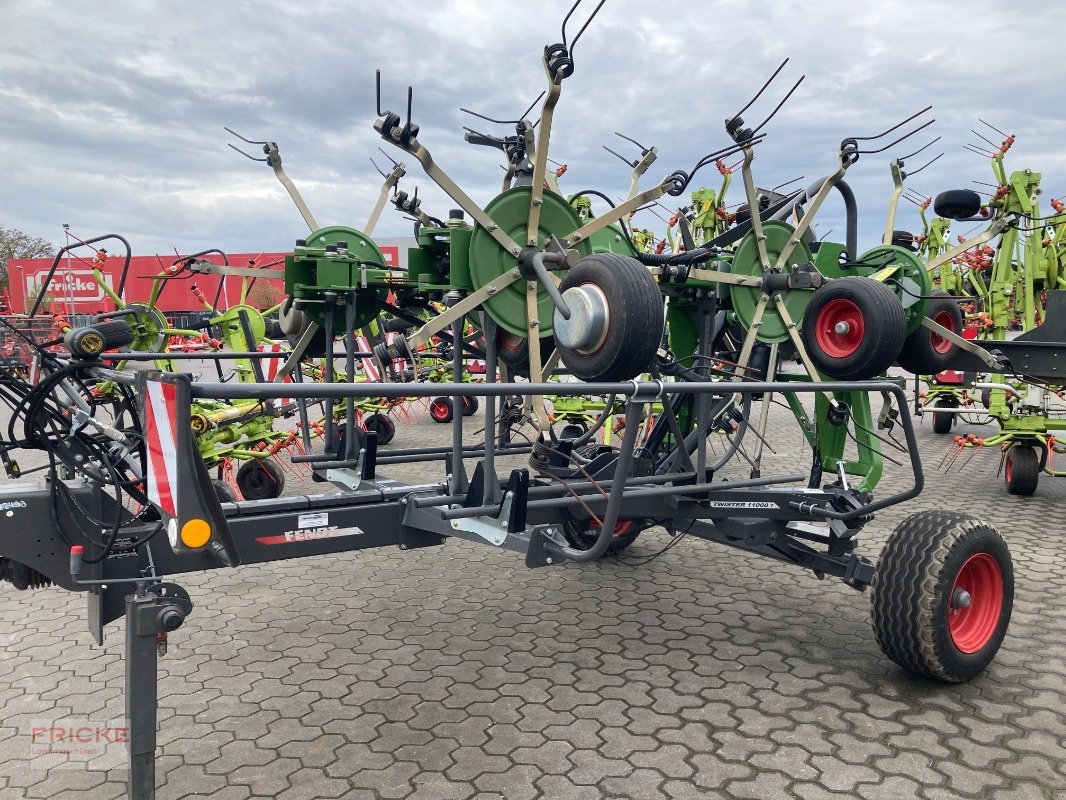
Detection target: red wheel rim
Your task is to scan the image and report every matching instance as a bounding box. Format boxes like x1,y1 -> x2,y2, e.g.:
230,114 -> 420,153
930,310 -> 957,354
1004,457 -> 1012,484
948,552 -> 1004,653
814,299 -> 865,358
430,401 -> 450,421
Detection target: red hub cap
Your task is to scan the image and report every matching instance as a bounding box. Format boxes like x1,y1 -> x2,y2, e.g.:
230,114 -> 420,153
815,299 -> 865,358
948,552 -> 1004,653
931,310 -> 957,354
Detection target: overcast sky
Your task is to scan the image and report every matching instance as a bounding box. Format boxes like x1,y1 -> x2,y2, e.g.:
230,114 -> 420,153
2,0 -> 1064,258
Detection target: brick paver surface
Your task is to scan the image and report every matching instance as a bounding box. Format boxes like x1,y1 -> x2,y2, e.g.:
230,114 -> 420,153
1,389 -> 1063,799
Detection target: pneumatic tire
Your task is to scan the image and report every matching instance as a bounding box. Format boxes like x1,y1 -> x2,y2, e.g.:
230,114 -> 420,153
1004,444 -> 1039,496
800,277 -> 906,380
363,413 -> 396,445
934,189 -> 983,221
896,291 -> 964,375
872,511 -> 1013,682
555,253 -> 664,383
236,458 -> 286,501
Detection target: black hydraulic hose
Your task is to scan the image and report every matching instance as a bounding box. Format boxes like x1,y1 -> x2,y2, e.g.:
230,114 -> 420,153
772,177 -> 858,257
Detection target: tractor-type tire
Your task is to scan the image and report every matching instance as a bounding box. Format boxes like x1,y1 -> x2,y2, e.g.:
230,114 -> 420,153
497,330 -> 556,378
562,518 -> 646,555
555,253 -> 664,383
897,291 -> 965,375
363,413 -> 396,445
211,479 -> 238,504
931,406 -> 956,434
800,277 -> 906,380
1004,444 -> 1040,496
461,395 -> 479,416
871,510 -> 1013,682
236,458 -> 286,501
934,189 -> 983,221
429,397 -> 453,424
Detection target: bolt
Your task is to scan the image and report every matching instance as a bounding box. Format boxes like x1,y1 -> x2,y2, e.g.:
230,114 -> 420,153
399,544 -> 408,550
530,320 -> 540,328
834,321 -> 850,336
451,521 -> 459,528
545,557 -> 553,564
488,224 -> 498,231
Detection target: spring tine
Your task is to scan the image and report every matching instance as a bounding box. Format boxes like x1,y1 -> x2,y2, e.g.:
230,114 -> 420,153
370,157 -> 387,178
898,135 -> 941,162
519,91 -> 547,122
375,69 -> 384,117
224,126 -> 268,146
405,85 -> 413,129
615,130 -> 650,153
769,175 -> 804,195
728,58 -> 789,125
377,147 -> 398,167
859,117 -> 935,154
970,129 -> 1000,150
603,144 -> 636,168
568,0 -> 607,54
964,143 -> 996,158
749,74 -> 805,137
978,118 -> 1009,138
560,0 -> 583,47
852,105 -> 932,142
905,151 -> 943,177
226,143 -> 267,163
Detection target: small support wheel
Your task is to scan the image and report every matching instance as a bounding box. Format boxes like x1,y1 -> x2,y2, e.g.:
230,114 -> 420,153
430,397 -> 453,424
872,510 -> 1013,682
800,277 -> 906,380
1004,444 -> 1039,496
210,479 -> 238,503
897,291 -> 964,375
236,458 -> 286,501
562,518 -> 646,555
560,422 -> 587,440
554,253 -> 664,383
461,395 -> 479,416
931,398 -> 958,435
363,413 -> 396,445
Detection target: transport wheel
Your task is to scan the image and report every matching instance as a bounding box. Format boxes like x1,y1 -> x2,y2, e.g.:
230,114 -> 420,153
497,330 -> 555,377
931,398 -> 958,434
800,277 -> 906,380
871,510 -> 1013,682
461,395 -> 479,416
236,458 -> 286,501
934,189 -> 983,221
554,253 -> 664,383
363,413 -> 396,445
562,518 -> 646,555
1003,444 -> 1039,496
210,479 -> 238,503
897,291 -> 964,375
430,397 -> 453,424
891,230 -> 916,250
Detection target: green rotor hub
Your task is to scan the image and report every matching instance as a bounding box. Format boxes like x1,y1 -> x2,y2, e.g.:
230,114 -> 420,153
729,221 -> 813,344
122,303 -> 168,352
215,304 -> 266,348
853,244 -> 933,335
468,187 -> 593,337
287,225 -> 388,330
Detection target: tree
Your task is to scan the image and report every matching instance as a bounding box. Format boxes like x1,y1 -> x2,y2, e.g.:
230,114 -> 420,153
0,226 -> 56,290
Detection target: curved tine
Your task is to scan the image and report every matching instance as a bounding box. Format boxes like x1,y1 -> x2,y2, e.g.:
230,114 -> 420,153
692,134 -> 768,172
224,126 -> 268,145
903,189 -> 927,203
560,0 -> 584,47
979,118 -> 1009,138
377,146 -> 398,167
905,152 -> 943,177
460,106 -> 510,124
853,105 -> 932,142
375,69 -> 384,117
973,180 -> 1000,188
406,85 -> 413,128
898,135 -> 941,162
370,157 -> 388,179
970,129 -> 999,150
615,130 -> 650,153
860,118 -> 935,155
748,75 -> 805,137
603,144 -> 637,168
769,176 -> 804,195
519,91 -> 547,122
964,143 -> 996,158
568,0 -> 607,54
727,58 -> 789,125
227,143 -> 267,162
547,158 -> 564,167
901,194 -> 923,207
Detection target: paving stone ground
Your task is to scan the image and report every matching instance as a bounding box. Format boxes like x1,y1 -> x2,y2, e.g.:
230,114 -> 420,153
1,385 -> 1064,799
